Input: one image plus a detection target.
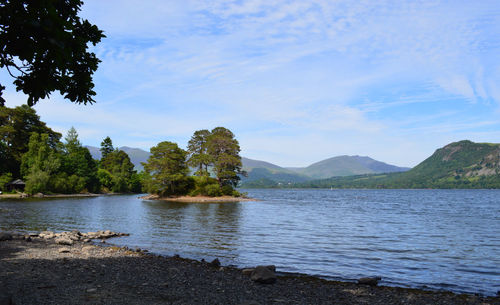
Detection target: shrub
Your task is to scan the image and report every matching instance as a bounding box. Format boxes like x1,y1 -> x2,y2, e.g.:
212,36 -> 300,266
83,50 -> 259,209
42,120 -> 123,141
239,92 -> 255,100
205,184 -> 222,197
221,184 -> 233,196
0,173 -> 12,191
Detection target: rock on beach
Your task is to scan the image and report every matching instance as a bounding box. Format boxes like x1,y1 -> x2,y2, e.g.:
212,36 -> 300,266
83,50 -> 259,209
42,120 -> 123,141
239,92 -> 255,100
250,265 -> 277,284
358,276 -> 382,286
1,232 -> 499,304
0,232 -> 13,241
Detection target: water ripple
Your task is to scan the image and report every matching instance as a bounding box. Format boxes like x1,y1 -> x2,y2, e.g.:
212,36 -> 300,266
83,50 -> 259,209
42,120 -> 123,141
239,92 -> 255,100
1,189 -> 500,296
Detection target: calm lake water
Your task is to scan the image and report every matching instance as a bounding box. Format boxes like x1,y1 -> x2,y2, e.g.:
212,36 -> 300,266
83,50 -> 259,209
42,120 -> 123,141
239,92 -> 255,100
1,189 -> 499,296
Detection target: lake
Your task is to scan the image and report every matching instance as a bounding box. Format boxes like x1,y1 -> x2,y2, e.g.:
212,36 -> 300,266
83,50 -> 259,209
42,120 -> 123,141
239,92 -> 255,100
1,189 -> 499,296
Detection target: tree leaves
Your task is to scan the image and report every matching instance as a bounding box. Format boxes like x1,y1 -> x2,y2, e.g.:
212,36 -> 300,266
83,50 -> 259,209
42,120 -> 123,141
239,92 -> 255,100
0,0 -> 104,106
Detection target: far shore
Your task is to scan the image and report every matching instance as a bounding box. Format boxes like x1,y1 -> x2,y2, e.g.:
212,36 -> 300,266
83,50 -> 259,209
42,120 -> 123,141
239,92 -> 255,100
140,194 -> 258,203
0,192 -> 115,199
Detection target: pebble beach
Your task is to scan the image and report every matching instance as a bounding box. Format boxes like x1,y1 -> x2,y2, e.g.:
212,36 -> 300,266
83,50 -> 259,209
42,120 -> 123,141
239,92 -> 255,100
1,231 -> 499,305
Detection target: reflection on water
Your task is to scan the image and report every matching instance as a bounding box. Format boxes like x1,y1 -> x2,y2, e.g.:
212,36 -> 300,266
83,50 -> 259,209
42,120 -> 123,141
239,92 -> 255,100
1,190 -> 500,296
136,201 -> 242,261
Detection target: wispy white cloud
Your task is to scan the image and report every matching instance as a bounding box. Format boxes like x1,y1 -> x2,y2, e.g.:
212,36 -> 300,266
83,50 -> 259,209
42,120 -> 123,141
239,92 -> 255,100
2,0 -> 499,167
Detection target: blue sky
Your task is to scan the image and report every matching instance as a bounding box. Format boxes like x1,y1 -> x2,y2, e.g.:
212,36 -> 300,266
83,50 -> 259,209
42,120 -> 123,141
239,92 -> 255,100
2,0 -> 500,167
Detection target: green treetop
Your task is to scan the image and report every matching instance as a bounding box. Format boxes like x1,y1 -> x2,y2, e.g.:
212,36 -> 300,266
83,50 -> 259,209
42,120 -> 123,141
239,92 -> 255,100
60,127 -> 99,193
143,141 -> 191,196
0,105 -> 61,177
21,133 -> 61,194
100,136 -> 114,159
187,129 -> 212,176
207,127 -> 244,187
100,149 -> 135,192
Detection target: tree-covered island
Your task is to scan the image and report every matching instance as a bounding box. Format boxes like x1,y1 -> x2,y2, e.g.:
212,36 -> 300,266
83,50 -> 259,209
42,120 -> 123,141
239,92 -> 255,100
0,105 -> 248,200
142,127 -> 248,201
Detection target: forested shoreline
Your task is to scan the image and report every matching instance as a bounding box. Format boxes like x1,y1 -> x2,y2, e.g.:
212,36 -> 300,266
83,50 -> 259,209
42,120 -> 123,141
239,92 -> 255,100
0,105 -> 245,197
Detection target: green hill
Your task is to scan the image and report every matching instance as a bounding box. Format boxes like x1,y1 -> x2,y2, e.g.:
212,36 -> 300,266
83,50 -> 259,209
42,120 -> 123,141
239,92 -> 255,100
292,155 -> 408,178
241,157 -> 311,185
240,156 -> 409,187
295,140 -> 500,189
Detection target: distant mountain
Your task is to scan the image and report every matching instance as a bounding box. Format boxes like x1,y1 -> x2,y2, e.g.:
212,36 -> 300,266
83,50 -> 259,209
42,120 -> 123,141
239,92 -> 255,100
85,145 -> 150,171
288,155 -> 409,179
240,155 -> 409,187
119,147 -> 150,171
242,157 -> 284,170
86,145 -> 101,160
351,156 -> 411,173
397,140 -> 500,184
85,145 -> 411,185
292,140 -> 500,189
241,157 -> 311,184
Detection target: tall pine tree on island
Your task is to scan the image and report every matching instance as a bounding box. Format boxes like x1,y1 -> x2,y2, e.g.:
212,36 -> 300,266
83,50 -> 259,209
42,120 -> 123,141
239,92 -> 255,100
142,141 -> 192,196
207,127 -> 245,189
187,129 -> 212,177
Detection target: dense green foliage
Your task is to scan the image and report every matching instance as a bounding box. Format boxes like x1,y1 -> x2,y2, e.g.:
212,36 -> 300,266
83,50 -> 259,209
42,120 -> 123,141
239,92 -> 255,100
19,128 -> 101,194
269,141 -> 500,189
0,0 -> 104,106
0,172 -> 12,191
0,106 -> 143,194
99,138 -> 136,193
206,127 -> 244,187
0,105 -> 61,178
142,141 -> 192,196
187,129 -> 211,176
143,127 -> 245,197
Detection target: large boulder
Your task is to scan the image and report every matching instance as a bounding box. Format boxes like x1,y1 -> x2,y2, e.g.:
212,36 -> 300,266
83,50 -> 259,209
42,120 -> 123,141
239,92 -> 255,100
209,258 -> 221,268
55,237 -> 74,245
39,231 -> 56,239
357,277 -> 381,286
250,266 -> 277,284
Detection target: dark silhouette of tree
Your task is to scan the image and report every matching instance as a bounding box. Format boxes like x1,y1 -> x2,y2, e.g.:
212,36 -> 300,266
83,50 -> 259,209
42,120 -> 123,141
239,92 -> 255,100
100,136 -> 114,159
0,0 -> 105,106
206,127 -> 244,188
142,141 -> 191,196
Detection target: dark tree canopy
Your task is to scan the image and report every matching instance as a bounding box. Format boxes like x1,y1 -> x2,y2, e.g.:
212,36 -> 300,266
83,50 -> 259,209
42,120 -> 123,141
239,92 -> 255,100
207,127 -> 244,187
0,105 -> 61,177
143,141 -> 191,196
187,129 -> 211,176
0,0 -> 105,106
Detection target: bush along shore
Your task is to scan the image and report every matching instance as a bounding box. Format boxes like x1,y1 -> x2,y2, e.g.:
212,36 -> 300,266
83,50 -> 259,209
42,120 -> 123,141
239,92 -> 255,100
1,231 -> 499,305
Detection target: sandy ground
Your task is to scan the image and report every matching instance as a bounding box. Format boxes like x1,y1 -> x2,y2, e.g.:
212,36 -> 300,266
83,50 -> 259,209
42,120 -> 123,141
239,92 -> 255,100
140,194 -> 257,203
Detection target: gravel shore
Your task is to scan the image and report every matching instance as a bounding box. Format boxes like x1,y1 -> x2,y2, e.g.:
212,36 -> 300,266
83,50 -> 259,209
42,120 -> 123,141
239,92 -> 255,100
1,236 -> 499,305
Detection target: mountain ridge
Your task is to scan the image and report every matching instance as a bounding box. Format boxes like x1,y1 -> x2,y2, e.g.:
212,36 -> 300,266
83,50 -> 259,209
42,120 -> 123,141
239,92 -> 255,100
85,146 -> 408,182
288,140 -> 500,189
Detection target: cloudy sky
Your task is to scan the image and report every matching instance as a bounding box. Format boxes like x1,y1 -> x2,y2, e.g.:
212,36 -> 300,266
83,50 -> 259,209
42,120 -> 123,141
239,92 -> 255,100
2,0 -> 500,167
